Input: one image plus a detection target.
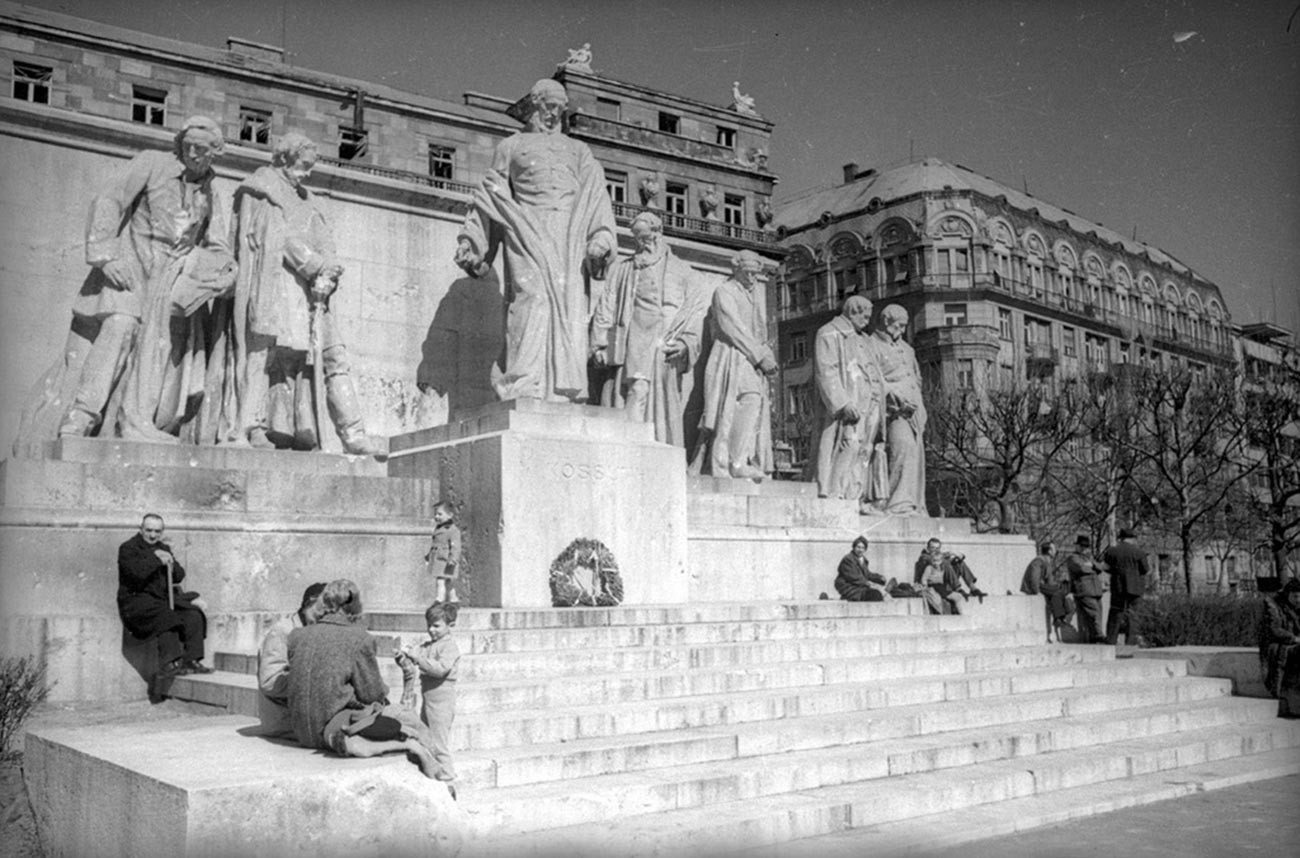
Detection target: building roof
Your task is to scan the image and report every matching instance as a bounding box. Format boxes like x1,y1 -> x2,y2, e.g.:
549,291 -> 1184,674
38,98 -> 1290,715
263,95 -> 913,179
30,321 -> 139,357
0,0 -> 511,130
774,157 -> 1211,286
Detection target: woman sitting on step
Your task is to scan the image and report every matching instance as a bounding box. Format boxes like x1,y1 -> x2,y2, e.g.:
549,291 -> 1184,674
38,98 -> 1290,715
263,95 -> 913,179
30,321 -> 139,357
286,578 -> 451,786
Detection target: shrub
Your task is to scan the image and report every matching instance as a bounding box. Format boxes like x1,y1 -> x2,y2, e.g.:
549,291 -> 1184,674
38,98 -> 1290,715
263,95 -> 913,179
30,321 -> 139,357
0,656 -> 51,759
1134,593 -> 1262,648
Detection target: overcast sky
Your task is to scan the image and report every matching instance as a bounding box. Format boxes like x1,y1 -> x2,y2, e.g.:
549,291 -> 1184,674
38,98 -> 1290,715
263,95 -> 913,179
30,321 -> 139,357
24,0 -> 1300,333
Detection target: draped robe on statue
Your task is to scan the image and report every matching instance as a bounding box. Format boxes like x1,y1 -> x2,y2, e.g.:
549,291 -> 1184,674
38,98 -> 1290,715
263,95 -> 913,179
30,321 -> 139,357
591,247 -> 708,445
809,315 -> 884,501
701,277 -> 774,475
865,331 -> 927,514
460,131 -> 616,402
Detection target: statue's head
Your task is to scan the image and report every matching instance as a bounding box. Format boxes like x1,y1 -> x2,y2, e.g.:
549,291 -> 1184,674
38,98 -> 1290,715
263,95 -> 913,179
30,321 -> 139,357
842,294 -> 873,333
630,212 -> 663,254
879,304 -> 909,340
272,132 -> 319,189
173,115 -> 224,177
731,250 -> 765,287
526,78 -> 568,134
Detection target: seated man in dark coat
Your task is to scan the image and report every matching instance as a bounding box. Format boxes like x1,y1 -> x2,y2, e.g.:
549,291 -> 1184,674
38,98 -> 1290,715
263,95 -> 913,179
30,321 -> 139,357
287,578 -> 449,787
834,536 -> 891,602
117,513 -> 212,690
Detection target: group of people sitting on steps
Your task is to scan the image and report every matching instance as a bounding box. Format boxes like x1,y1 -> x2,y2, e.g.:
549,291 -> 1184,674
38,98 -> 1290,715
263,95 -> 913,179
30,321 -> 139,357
115,502 -> 464,795
830,535 -> 986,613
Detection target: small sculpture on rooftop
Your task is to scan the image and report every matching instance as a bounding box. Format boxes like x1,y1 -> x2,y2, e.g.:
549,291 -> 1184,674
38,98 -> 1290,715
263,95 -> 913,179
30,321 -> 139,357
731,81 -> 757,115
561,43 -> 593,72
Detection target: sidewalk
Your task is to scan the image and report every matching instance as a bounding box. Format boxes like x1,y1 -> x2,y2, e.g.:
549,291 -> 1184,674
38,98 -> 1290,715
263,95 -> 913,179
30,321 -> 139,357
924,773 -> 1300,858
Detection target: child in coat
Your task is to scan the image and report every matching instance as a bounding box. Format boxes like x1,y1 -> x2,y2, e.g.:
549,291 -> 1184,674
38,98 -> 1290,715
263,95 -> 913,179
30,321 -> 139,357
425,502 -> 461,603
396,601 -> 461,791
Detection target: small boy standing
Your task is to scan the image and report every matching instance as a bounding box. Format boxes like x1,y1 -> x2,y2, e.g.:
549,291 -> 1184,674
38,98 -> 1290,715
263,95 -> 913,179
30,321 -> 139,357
425,501 -> 461,603
396,601 -> 461,789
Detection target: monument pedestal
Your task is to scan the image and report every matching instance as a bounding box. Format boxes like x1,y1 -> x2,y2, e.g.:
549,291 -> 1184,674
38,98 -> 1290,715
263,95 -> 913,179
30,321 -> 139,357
388,400 -> 689,608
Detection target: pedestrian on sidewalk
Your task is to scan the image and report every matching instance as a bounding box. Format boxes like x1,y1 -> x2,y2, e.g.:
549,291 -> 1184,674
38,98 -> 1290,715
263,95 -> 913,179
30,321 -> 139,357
1102,528 -> 1149,646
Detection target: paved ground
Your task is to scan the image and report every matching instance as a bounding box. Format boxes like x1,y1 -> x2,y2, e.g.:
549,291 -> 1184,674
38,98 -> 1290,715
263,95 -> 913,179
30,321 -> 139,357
925,774 -> 1300,858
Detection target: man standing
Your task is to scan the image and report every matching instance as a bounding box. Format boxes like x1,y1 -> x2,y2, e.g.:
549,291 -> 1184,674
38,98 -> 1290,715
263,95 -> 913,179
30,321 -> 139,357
15,117 -> 233,449
1103,527 -> 1150,646
701,250 -> 777,479
455,78 -> 617,402
117,514 -> 211,695
1066,534 -> 1106,643
257,581 -> 326,738
810,295 -> 883,506
864,304 -> 927,514
591,212 -> 708,445
228,131 -> 383,455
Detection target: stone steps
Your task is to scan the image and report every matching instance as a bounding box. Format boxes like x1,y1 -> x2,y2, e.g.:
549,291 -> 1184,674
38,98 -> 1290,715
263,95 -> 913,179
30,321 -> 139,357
471,708 -> 1300,856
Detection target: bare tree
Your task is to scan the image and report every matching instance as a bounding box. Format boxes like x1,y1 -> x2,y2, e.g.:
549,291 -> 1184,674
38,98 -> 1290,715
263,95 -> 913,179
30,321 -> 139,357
1116,364 -> 1258,593
1242,375 -> 1300,583
925,375 -> 1083,533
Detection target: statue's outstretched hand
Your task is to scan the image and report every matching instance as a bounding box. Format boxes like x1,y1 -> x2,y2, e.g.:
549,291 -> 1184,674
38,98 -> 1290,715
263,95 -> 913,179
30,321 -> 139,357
455,238 -> 487,277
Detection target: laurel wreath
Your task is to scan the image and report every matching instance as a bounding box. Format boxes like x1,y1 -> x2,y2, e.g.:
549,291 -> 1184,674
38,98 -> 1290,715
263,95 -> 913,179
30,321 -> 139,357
548,538 -> 624,607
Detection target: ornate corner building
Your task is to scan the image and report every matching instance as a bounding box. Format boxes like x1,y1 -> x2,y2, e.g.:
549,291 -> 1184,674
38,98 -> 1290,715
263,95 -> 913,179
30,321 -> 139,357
771,157 -> 1238,468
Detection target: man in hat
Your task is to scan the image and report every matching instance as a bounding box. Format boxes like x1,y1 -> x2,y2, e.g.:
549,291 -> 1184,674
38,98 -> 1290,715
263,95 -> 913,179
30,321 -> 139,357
15,116 -> 232,449
1066,534 -> 1107,643
455,78 -> 616,403
1102,528 -> 1150,646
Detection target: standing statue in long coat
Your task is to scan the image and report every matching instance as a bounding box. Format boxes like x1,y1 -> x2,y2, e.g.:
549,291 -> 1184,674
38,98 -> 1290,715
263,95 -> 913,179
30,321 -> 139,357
455,78 -> 616,402
810,295 -> 884,507
590,212 -> 709,445
864,304 -> 928,514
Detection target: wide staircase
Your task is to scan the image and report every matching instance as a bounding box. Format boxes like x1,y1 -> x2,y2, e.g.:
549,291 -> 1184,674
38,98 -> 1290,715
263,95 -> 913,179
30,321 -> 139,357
167,598 -> 1300,857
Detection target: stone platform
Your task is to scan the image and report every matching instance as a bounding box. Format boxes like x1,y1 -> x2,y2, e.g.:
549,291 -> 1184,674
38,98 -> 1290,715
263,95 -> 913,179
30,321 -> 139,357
32,599 -> 1300,857
0,436 -> 436,702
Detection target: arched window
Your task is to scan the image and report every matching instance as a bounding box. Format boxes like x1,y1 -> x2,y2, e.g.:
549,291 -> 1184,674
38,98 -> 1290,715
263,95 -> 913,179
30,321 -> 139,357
1023,231 -> 1047,298
930,214 -> 975,289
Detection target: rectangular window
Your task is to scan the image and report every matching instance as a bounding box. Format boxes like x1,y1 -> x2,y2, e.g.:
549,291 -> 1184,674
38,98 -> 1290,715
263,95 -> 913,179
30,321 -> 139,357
604,169 -> 627,204
131,85 -> 166,126
1205,555 -> 1218,583
957,359 -> 974,390
943,303 -> 968,326
338,126 -> 368,161
1062,326 -> 1077,358
658,112 -> 680,134
664,182 -> 688,218
238,106 -> 272,145
428,144 -> 456,180
789,331 -> 808,363
12,61 -> 51,104
595,97 -> 621,121
1085,333 -> 1107,367
723,194 -> 745,227
998,308 -> 1013,340
715,126 -> 736,148
1119,342 -> 1130,363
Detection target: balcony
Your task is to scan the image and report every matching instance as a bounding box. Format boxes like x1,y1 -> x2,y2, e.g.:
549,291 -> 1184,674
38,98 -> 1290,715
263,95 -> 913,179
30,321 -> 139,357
318,155 -> 475,196
611,201 -> 776,248
568,113 -> 749,168
776,293 -> 840,322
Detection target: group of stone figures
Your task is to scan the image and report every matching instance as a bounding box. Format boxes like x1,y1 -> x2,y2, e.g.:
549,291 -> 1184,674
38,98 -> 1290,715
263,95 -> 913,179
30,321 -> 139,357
13,117 -> 383,456
12,76 -> 926,511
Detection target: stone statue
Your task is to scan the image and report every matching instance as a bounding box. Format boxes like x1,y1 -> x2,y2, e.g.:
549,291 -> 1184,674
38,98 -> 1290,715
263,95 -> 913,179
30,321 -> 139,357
14,116 -> 234,451
562,43 -> 593,72
755,198 -> 775,229
864,304 -> 928,514
226,131 -> 384,456
700,250 -> 776,479
810,296 -> 885,507
455,79 -> 617,402
699,185 -> 720,220
731,81 -> 757,116
639,175 -> 661,207
590,212 -> 709,446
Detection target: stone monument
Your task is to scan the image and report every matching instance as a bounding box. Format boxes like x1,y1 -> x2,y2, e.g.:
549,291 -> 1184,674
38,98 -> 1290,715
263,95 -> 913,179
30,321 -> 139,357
810,295 -> 884,508
590,212 -> 710,446
865,303 -> 928,514
455,78 -> 616,403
